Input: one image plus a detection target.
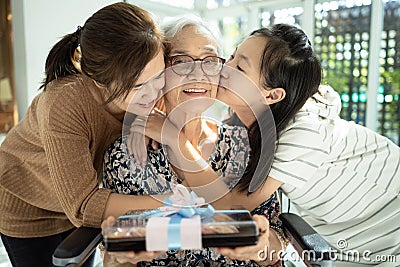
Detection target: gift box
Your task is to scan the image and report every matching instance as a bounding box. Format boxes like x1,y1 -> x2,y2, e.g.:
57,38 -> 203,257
104,185 -> 259,252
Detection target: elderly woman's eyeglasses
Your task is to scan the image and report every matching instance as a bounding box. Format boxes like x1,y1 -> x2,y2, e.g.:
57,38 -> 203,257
168,55 -> 225,76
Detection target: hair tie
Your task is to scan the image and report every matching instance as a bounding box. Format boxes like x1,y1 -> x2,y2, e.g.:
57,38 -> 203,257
72,26 -> 83,41
70,26 -> 83,45
75,26 -> 82,36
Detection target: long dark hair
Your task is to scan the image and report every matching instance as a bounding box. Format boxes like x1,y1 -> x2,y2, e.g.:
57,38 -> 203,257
40,2 -> 164,104
236,24 -> 322,193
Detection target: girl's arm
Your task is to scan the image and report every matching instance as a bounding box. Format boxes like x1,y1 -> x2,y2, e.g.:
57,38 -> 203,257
128,114 -> 232,208
103,193 -> 168,220
128,113 -> 282,209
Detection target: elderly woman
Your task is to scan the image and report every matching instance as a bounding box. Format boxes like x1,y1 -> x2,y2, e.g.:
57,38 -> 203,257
103,15 -> 248,200
102,15 -> 284,266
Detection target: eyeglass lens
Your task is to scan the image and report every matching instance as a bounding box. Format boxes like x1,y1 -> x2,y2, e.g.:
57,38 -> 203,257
170,55 -> 224,76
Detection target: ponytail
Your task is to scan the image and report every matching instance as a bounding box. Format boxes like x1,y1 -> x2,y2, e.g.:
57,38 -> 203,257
40,27 -> 82,90
39,3 -> 164,103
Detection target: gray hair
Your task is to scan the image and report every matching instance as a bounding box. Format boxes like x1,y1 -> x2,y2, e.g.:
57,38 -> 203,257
161,14 -> 223,56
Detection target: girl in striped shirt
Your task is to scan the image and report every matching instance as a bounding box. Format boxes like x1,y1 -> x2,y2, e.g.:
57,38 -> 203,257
218,24 -> 400,266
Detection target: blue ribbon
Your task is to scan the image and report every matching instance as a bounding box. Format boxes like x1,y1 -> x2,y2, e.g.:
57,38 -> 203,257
167,214 -> 182,250
141,204 -> 215,219
142,186 -> 215,249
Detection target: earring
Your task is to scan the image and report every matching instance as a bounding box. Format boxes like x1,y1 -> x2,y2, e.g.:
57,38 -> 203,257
72,45 -> 82,73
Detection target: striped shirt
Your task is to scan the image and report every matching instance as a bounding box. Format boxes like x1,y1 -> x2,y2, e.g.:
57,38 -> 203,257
269,85 -> 400,265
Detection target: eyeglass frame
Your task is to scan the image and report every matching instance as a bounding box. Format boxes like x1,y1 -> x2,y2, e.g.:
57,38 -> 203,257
167,55 -> 226,77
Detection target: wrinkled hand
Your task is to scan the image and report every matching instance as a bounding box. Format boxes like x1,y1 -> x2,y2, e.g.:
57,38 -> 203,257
106,250 -> 163,265
214,215 -> 272,263
101,216 -> 164,265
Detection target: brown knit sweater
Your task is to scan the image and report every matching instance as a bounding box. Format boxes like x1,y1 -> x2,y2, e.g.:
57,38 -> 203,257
0,74 -> 121,238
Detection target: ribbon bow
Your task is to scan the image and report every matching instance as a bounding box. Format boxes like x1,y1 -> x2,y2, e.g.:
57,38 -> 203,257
145,184 -> 215,218
144,185 -> 214,250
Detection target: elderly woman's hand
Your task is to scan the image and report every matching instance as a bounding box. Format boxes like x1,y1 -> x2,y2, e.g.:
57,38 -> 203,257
105,250 -> 163,266
214,215 -> 282,266
101,216 -> 164,266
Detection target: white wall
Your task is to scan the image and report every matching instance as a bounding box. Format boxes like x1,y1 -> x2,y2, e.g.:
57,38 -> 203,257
11,0 -> 118,119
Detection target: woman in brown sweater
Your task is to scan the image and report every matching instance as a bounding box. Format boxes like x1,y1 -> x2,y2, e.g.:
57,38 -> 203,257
0,3 -> 166,266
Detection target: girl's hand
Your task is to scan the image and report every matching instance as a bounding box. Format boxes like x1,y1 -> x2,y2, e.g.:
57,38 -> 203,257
129,113 -> 181,151
127,117 -> 151,167
214,215 -> 276,264
126,114 -> 162,166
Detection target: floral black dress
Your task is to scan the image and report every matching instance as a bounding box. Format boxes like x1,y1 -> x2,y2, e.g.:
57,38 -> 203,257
103,123 -> 282,267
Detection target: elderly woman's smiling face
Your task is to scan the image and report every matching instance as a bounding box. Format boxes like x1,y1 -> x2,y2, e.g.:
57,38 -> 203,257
163,25 -> 221,114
